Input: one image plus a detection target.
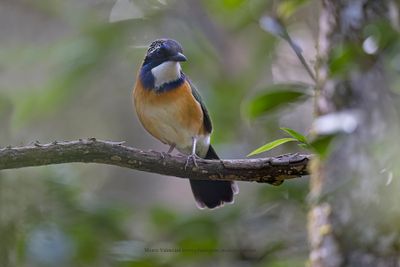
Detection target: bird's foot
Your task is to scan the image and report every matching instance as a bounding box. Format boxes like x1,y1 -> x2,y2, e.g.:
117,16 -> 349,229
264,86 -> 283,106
185,154 -> 199,170
160,152 -> 172,159
161,144 -> 176,159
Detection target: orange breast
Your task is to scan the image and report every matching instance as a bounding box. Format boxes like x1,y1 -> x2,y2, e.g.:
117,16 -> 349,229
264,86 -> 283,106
133,78 -> 205,151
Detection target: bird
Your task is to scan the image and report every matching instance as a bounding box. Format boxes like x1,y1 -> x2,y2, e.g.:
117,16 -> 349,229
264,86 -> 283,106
132,39 -> 238,209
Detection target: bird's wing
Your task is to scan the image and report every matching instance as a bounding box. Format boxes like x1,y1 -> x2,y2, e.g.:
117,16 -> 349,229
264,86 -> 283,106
187,78 -> 213,133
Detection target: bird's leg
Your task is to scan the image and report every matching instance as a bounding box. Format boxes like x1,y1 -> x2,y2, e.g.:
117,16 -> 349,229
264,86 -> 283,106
185,137 -> 199,170
167,144 -> 176,154
161,144 -> 176,159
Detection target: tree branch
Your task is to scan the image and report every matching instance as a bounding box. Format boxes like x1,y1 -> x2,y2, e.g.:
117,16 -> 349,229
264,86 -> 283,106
0,139 -> 310,184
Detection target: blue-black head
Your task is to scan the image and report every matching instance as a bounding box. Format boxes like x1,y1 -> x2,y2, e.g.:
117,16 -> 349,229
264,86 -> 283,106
140,39 -> 187,91
143,39 -> 187,68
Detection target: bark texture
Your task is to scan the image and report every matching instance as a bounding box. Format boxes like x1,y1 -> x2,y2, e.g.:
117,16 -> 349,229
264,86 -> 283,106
310,0 -> 400,266
0,139 -> 310,184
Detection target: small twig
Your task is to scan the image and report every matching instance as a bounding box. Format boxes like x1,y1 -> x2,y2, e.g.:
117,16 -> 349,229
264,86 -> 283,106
260,16 -> 316,82
284,33 -> 317,82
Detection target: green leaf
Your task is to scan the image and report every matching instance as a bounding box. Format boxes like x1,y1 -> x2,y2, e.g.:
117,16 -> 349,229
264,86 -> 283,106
245,84 -> 310,119
222,0 -> 246,9
247,138 -> 297,156
150,206 -> 177,229
280,127 -> 308,144
278,0 -> 311,19
297,143 -> 310,149
309,135 -> 335,158
328,44 -> 364,77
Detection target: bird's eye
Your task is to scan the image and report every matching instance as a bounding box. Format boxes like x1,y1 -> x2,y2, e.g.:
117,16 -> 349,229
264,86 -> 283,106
157,46 -> 169,57
159,45 -> 168,52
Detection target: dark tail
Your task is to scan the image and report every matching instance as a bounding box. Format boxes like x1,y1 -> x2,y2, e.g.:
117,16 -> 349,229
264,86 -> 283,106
190,145 -> 239,209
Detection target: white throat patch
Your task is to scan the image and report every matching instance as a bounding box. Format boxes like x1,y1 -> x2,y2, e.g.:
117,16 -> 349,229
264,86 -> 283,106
151,61 -> 182,88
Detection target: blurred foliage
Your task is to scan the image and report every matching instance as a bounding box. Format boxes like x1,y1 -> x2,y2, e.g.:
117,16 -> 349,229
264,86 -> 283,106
277,0 -> 311,19
307,134 -> 336,159
328,43 -> 365,77
0,169 -> 131,267
9,22 -> 131,128
245,83 -> 311,119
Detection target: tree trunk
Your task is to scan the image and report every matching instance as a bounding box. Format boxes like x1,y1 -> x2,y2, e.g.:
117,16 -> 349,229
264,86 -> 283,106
309,1 -> 400,266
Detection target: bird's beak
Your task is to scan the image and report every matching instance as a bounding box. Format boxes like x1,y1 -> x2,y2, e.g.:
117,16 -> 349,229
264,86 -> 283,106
169,52 -> 187,62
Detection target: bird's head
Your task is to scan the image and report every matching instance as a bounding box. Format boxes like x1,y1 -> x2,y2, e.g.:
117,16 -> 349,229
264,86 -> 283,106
140,39 -> 187,90
143,39 -> 187,66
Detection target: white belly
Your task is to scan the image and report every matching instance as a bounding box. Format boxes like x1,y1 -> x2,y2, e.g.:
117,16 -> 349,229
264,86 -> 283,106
179,134 -> 210,158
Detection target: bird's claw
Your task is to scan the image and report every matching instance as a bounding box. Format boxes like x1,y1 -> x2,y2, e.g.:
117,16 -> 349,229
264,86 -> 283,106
185,154 -> 199,170
160,152 -> 171,159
